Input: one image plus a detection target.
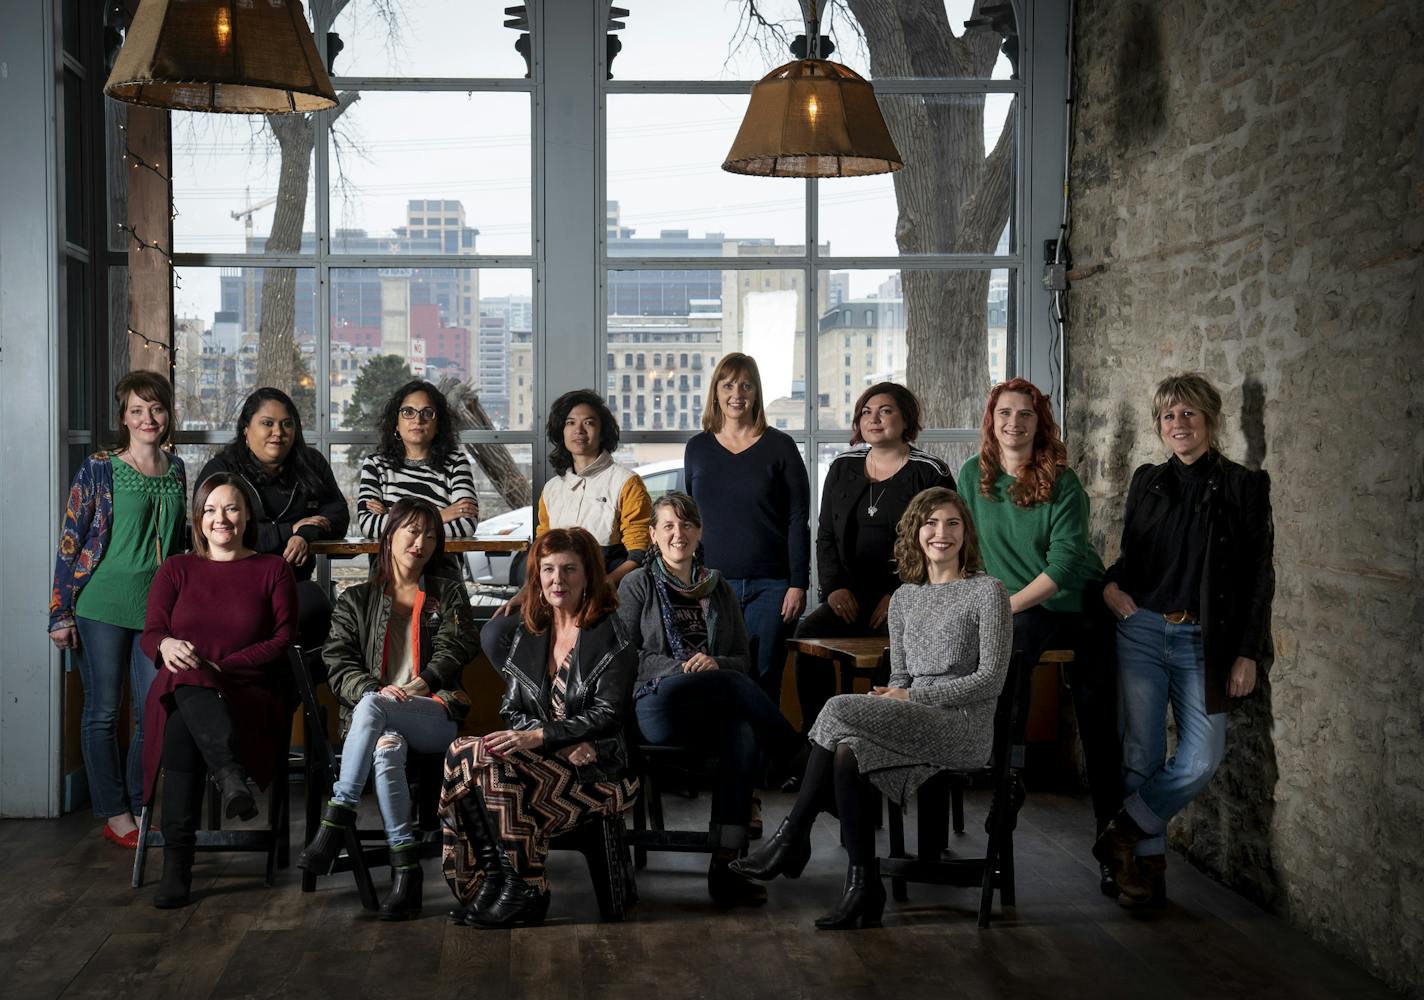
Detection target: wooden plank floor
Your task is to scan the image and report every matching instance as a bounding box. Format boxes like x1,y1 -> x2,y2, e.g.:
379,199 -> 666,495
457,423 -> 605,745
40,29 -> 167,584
0,789 -> 1395,1000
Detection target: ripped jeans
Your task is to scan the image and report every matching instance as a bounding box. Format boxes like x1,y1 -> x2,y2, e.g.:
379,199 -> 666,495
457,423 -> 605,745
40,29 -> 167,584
332,692 -> 457,847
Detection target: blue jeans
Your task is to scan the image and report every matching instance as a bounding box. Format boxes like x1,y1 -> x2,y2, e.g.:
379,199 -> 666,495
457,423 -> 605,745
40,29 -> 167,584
635,669 -> 797,849
1116,610 -> 1227,856
725,577 -> 792,703
73,616 -> 156,817
332,693 -> 456,848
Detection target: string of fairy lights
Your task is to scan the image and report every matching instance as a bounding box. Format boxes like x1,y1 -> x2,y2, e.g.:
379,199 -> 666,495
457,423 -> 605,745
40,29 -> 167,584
117,123 -> 180,363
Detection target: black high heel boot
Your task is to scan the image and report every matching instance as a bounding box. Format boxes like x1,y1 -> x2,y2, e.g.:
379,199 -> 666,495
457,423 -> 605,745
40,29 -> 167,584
449,791 -> 509,925
814,860 -> 887,929
154,768 -> 203,909
212,765 -> 258,822
154,845 -> 196,909
454,791 -> 549,929
727,818 -> 812,881
380,843 -> 424,921
297,800 -> 358,875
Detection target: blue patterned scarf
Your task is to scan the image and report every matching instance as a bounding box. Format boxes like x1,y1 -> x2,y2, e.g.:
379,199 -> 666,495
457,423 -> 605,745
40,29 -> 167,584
648,553 -> 722,661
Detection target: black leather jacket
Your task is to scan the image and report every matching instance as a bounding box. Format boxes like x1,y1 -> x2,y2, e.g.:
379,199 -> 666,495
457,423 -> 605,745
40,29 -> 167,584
481,612 -> 637,782
1104,452 -> 1275,713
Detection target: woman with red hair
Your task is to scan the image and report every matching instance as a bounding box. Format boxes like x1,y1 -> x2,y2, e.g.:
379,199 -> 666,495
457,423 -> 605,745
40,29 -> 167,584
958,378 -> 1120,896
440,527 -> 637,929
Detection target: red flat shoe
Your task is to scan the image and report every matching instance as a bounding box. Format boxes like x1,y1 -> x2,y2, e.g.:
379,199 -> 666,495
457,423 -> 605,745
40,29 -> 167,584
103,824 -> 140,849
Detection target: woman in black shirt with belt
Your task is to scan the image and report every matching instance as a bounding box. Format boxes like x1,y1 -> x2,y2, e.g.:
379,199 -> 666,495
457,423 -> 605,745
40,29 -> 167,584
793,383 -> 954,734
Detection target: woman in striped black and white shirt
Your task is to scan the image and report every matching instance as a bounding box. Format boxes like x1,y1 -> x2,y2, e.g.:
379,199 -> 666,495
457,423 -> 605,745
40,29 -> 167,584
358,380 -> 479,579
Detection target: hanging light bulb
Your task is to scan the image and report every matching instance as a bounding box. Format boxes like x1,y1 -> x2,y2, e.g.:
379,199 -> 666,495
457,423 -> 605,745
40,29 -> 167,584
722,1 -> 902,178
105,0 -> 336,114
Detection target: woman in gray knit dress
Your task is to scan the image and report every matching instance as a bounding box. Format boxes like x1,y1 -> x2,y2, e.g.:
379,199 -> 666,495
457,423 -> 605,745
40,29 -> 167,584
731,487 -> 1012,929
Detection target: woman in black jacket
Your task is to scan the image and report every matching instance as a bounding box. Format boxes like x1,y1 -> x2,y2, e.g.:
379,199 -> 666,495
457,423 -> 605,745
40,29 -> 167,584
196,388 -> 349,650
1095,373 -> 1274,909
296,498 -> 477,921
442,527 -> 637,929
794,382 -> 954,734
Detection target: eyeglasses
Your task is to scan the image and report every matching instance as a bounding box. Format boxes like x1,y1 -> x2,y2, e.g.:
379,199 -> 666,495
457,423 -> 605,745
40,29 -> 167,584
399,406 -> 436,422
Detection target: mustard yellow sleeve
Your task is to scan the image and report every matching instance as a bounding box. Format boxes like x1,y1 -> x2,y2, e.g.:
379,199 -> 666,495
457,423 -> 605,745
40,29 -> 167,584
536,493 -> 550,538
617,475 -> 652,558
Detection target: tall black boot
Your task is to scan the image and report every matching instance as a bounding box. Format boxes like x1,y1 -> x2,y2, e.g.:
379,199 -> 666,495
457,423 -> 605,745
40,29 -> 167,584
448,791 -> 512,925
454,791 -> 549,929
297,800 -> 358,875
380,843 -> 424,921
814,860 -> 887,929
154,768 -> 203,909
171,687 -> 256,820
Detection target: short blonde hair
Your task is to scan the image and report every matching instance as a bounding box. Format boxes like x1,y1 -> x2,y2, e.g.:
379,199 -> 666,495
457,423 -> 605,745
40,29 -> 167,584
701,353 -> 768,434
1151,373 -> 1222,448
893,488 -> 984,585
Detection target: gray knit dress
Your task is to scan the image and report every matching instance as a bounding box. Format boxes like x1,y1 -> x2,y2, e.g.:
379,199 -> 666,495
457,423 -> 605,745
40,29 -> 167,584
807,573 -> 1013,804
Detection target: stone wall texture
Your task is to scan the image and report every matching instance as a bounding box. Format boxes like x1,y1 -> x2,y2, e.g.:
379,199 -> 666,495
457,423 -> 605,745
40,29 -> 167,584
1066,0 -> 1423,992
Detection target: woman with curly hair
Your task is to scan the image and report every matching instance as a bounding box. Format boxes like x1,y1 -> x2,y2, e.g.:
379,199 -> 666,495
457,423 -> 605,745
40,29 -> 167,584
357,379 -> 479,579
956,378 -> 1118,892
732,488 -> 1011,930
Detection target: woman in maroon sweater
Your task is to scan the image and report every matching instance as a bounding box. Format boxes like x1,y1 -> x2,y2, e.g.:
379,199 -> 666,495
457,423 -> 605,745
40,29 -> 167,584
140,472 -> 297,908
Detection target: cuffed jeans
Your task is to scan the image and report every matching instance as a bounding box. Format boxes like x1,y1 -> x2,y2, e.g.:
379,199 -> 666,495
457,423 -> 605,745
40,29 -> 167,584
635,669 -> 798,850
332,692 -> 456,848
73,616 -> 156,817
1116,609 -> 1227,856
725,577 -> 793,703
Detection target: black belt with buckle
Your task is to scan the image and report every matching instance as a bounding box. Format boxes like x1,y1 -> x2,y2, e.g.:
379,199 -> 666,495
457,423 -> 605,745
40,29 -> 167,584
1163,610 -> 1198,625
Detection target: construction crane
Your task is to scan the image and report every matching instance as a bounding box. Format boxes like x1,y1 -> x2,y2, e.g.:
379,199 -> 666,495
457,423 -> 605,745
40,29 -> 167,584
231,187 -> 278,336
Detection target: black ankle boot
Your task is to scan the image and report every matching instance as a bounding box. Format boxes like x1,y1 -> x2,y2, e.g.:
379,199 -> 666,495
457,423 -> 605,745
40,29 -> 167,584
727,818 -> 812,882
154,845 -> 195,909
297,800 -> 358,875
708,851 -> 768,906
212,765 -> 258,822
380,844 -> 424,921
470,876 -> 551,929
814,861 -> 886,929
449,791 -> 513,925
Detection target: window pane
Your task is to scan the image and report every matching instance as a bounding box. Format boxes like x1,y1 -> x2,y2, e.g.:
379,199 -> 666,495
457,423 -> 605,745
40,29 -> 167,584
834,0 -> 1019,82
816,268 -> 1011,430
818,93 -> 1017,256
329,92 -> 531,256
63,71 -> 86,247
173,114 -> 315,255
608,268 -> 810,432
331,268 -> 534,432
607,95 -> 804,258
65,260 -> 91,430
612,0 -> 803,81
330,0 -> 530,80
172,266 -> 318,431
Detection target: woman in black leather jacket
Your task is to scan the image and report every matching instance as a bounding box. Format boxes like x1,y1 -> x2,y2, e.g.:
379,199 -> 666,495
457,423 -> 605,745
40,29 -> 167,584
441,526 -> 637,929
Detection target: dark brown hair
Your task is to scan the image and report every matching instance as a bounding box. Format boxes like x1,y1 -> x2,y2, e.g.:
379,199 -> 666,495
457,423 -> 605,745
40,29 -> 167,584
113,370 -> 176,451
850,381 -> 922,445
372,497 -> 445,589
977,378 -> 1068,508
893,487 -> 984,585
191,472 -> 261,557
522,527 -> 619,634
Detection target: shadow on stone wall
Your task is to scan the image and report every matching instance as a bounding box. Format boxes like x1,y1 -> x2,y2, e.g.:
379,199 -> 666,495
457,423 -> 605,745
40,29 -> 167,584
1175,374 -> 1280,909
1112,4 -> 1167,150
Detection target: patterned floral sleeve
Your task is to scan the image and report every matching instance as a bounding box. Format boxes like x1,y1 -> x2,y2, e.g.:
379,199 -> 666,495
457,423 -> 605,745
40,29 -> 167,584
49,457 -> 101,632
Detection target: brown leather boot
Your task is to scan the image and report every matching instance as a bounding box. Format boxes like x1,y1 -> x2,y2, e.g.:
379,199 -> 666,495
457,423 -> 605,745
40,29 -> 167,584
1119,853 -> 1166,909
1092,810 -> 1151,900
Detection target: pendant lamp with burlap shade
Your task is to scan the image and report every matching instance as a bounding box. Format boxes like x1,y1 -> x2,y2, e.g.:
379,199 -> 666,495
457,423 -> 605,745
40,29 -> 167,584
722,58 -> 903,178
105,0 -> 337,114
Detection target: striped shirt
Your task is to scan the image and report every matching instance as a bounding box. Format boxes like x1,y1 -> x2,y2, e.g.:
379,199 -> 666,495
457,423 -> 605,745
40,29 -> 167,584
357,451 -> 480,539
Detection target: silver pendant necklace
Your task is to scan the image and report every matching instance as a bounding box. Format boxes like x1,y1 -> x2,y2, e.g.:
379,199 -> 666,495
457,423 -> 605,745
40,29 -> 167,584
866,484 -> 887,518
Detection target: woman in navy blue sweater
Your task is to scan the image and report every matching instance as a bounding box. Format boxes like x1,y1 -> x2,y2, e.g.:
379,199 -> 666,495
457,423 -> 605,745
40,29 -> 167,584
684,352 -> 811,705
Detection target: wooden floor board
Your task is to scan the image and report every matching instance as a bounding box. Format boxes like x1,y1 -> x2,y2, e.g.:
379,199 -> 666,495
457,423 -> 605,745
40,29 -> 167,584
0,787 -> 1398,1000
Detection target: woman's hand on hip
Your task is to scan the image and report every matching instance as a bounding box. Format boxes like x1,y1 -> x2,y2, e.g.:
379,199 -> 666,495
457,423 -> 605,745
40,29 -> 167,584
558,740 -> 597,767
826,588 -> 859,624
1228,657 -> 1257,698
159,637 -> 203,673
781,587 -> 807,624
682,652 -> 719,673
1103,582 -> 1138,621
482,728 -> 544,756
869,686 -> 909,701
49,626 -> 78,651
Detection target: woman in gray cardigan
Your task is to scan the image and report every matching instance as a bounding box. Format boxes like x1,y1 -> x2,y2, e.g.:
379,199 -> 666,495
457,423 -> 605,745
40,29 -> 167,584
732,487 -> 1012,929
617,491 -> 802,907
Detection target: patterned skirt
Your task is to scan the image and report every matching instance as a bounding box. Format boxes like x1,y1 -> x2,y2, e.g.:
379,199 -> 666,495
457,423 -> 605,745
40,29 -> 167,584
440,735 -> 637,898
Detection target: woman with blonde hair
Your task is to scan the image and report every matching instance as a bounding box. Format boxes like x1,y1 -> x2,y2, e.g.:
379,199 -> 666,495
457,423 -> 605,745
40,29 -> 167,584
732,487 -> 1012,929
684,352 -> 810,703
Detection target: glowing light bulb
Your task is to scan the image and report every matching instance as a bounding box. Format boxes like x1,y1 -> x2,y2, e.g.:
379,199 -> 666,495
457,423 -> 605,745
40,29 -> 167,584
806,95 -> 819,124
215,7 -> 231,49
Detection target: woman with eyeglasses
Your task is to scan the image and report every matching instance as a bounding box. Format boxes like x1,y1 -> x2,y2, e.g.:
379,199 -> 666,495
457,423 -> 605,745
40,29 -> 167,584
358,379 -> 480,579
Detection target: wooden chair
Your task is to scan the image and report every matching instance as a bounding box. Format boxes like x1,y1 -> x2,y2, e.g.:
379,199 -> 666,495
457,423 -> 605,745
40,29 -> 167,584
288,647 -> 443,910
548,812 -> 637,922
878,653 -> 1029,928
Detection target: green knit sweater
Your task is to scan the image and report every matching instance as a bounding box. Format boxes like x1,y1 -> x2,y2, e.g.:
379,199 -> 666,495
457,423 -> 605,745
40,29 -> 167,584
957,456 -> 1104,614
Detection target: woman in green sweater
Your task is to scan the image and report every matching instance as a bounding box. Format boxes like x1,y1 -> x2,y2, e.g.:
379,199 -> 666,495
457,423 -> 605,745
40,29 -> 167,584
958,377 -> 1120,896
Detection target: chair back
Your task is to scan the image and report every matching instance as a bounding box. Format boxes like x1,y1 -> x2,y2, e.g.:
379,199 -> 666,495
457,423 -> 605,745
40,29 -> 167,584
288,646 -> 338,774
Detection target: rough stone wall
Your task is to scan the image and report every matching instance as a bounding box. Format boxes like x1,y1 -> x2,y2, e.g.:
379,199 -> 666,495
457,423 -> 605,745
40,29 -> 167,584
1065,0 -> 1423,992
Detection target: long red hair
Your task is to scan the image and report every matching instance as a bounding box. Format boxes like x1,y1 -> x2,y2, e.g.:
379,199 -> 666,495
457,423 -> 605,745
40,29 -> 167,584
977,378 -> 1067,507
521,527 -> 619,634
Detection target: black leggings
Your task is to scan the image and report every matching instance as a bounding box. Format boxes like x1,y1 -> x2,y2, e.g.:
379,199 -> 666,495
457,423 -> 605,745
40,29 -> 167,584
786,743 -> 877,866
